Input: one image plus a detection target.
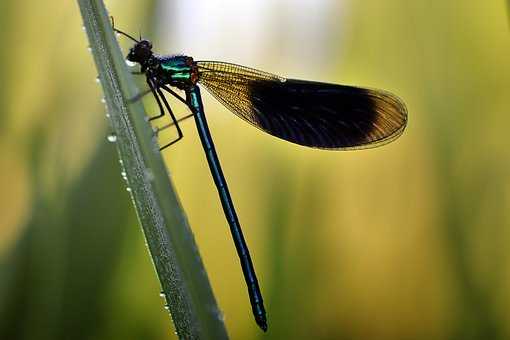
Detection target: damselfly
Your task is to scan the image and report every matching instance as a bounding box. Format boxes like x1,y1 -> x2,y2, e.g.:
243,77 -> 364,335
112,19 -> 407,332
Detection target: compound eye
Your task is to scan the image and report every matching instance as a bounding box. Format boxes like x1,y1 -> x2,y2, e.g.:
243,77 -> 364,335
140,40 -> 152,49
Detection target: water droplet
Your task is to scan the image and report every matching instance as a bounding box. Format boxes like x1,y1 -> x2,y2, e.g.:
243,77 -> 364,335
100,97 -> 106,104
126,59 -> 137,67
95,76 -> 101,84
82,25 -> 86,31
115,32 -> 121,38
145,168 -> 155,182
217,311 -> 225,322
126,187 -> 132,192
163,305 -> 170,311
159,292 -> 165,298
107,133 -> 117,142
105,112 -> 110,118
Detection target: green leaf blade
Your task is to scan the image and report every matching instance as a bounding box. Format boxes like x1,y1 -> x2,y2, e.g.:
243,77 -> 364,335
77,1 -> 229,339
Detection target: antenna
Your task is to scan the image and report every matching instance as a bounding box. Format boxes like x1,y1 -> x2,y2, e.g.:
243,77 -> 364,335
110,16 -> 139,43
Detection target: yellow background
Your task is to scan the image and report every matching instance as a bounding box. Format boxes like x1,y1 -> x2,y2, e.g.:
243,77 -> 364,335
0,1 -> 509,339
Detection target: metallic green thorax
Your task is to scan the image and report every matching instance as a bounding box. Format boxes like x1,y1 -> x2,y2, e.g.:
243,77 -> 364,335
160,56 -> 194,83
161,62 -> 190,80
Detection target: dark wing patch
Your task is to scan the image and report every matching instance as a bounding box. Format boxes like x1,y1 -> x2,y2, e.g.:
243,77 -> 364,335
197,61 -> 407,150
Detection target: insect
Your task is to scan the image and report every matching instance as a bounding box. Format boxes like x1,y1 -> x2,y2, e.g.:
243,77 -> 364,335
112,19 -> 407,332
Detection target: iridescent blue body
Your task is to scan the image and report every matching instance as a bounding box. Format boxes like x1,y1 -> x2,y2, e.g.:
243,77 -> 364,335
124,40 -> 268,330
188,88 -> 267,330
114,23 -> 406,333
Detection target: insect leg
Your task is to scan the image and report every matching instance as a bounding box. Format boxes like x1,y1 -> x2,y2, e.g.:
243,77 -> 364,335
129,76 -> 184,104
151,87 -> 195,133
152,81 -> 185,150
145,78 -> 166,122
157,112 -> 195,131
130,87 -> 153,104
160,84 -> 188,106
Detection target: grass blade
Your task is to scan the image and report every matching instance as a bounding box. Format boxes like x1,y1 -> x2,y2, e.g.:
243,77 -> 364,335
77,1 -> 229,339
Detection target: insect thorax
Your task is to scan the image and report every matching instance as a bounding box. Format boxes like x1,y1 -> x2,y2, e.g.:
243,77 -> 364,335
158,55 -> 198,90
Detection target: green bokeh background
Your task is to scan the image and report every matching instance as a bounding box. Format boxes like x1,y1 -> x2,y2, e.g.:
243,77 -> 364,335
1,1 -> 509,339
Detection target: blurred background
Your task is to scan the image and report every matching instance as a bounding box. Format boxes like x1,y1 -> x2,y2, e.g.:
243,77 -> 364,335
1,0 -> 509,339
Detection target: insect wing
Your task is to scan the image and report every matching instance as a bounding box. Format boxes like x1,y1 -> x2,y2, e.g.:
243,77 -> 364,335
197,61 -> 407,150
